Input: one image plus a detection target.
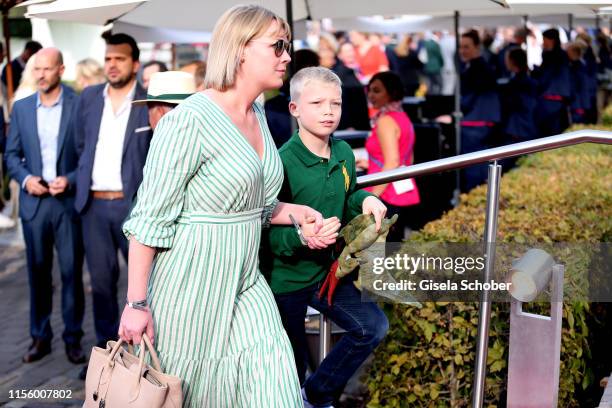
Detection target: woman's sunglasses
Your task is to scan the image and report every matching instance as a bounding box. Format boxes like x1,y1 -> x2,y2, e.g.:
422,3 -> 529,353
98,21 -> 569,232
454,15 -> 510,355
251,39 -> 292,57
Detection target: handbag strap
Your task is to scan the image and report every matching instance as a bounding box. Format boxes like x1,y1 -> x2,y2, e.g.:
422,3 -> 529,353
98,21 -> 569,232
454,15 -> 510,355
141,334 -> 162,372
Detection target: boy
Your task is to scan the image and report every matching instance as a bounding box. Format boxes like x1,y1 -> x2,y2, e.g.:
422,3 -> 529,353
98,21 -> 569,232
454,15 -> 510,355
261,67 -> 389,408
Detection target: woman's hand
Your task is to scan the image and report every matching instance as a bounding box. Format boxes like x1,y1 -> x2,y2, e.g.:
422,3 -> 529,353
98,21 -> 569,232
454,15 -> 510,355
302,216 -> 341,249
118,305 -> 155,345
303,216 -> 340,238
300,205 -> 324,235
362,195 -> 387,231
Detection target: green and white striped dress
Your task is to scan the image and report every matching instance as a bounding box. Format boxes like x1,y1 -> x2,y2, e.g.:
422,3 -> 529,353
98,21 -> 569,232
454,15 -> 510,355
123,93 -> 302,407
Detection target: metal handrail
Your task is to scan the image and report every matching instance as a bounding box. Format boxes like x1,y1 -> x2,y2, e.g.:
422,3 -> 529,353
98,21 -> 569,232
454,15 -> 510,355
333,128 -> 611,407
356,129 -> 612,188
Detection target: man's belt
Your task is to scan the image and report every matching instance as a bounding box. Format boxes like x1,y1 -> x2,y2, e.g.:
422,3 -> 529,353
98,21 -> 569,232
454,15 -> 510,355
92,190 -> 124,200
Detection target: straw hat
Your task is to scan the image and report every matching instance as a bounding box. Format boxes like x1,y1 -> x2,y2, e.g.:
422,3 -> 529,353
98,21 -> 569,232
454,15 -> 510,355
133,71 -> 196,105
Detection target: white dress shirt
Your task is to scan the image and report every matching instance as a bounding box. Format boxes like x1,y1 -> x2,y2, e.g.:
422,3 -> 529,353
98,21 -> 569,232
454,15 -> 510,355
91,82 -> 136,191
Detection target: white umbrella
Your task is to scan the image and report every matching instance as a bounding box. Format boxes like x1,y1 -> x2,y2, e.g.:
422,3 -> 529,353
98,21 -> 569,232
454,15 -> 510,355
26,0 -> 146,24
330,3 -> 599,33
26,0 -> 515,30
26,0 -> 308,28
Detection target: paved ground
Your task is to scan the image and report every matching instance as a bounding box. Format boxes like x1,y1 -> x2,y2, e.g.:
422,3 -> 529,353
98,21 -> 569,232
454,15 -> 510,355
0,226 -> 369,407
0,226 -> 127,408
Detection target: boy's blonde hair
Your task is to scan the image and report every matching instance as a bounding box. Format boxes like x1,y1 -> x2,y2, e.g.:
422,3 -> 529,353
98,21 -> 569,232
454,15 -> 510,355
204,5 -> 291,91
289,66 -> 342,102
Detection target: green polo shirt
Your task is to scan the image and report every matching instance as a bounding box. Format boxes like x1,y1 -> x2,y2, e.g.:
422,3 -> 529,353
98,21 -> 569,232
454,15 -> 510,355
260,131 -> 372,294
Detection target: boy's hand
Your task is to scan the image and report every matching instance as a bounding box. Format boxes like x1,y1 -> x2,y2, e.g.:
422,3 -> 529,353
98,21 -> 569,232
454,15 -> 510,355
362,196 -> 387,231
303,217 -> 340,250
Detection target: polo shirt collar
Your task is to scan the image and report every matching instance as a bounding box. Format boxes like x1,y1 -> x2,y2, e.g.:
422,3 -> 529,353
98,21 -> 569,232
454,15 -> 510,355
287,130 -> 344,172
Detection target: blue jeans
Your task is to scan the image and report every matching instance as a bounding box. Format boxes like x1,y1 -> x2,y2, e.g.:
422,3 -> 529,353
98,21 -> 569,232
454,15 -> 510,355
274,278 -> 389,406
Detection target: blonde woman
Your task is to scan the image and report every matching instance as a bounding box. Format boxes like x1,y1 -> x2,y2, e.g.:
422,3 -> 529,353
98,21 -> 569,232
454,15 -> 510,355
119,5 -> 336,407
74,58 -> 104,92
11,52 -> 38,107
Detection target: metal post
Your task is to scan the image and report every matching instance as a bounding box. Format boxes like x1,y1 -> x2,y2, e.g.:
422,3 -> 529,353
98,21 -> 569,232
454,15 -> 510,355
523,15 -> 529,68
2,7 -> 14,102
319,314 -> 332,363
568,14 -> 574,38
452,10 -> 462,206
471,161 -> 502,408
507,265 -> 564,407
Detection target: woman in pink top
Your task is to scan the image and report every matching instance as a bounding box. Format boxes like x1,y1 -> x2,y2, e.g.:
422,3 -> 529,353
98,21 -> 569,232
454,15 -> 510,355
357,71 -> 420,242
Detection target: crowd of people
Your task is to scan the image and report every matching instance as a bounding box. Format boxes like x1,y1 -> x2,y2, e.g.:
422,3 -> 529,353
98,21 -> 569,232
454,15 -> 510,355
0,5 -> 610,407
265,25 -> 610,190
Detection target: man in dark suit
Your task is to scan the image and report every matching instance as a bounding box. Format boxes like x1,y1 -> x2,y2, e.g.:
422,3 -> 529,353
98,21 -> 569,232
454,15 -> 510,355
74,33 -> 151,349
5,48 -> 85,364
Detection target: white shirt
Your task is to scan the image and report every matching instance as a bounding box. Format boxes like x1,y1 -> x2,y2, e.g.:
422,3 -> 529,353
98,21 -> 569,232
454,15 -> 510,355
91,82 -> 136,191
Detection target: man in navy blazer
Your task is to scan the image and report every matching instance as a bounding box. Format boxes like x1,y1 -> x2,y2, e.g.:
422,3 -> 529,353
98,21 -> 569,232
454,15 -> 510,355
74,33 -> 151,350
5,48 -> 85,364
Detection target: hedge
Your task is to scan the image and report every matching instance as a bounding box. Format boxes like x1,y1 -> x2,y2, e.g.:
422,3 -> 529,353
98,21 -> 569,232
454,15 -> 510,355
365,125 -> 612,407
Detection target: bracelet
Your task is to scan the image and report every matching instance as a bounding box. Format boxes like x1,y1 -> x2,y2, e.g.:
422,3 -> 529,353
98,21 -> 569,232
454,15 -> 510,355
126,299 -> 148,311
289,213 -> 308,246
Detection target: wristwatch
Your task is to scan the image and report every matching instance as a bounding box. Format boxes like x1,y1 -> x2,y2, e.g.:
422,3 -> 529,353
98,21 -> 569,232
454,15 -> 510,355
126,299 -> 148,311
289,214 -> 308,246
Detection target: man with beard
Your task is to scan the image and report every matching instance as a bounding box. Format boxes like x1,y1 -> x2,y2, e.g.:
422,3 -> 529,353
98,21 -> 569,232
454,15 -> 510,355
5,48 -> 85,364
74,33 -> 151,355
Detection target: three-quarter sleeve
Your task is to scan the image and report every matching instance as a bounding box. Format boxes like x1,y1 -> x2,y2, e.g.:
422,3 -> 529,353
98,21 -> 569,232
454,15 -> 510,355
261,198 -> 279,229
123,108 -> 203,248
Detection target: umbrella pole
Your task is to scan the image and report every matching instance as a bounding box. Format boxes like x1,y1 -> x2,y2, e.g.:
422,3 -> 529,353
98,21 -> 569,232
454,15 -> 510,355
523,15 -> 529,68
285,0 -> 298,135
2,6 -> 14,102
285,0 -> 295,77
452,10 -> 461,206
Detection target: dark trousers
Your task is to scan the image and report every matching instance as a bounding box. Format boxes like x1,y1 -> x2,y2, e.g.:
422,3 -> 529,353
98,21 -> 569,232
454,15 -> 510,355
21,196 -> 84,345
536,100 -> 569,137
81,197 -> 130,346
461,125 -> 494,192
274,279 -> 389,406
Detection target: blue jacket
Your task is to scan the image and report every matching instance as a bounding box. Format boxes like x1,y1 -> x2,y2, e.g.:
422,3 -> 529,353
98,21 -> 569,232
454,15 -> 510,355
533,49 -> 571,100
74,82 -> 151,213
460,56 -> 501,123
5,85 -> 79,221
499,72 -> 538,140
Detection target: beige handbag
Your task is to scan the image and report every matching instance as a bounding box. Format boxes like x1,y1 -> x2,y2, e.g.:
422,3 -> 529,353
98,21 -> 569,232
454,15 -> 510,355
83,334 -> 182,408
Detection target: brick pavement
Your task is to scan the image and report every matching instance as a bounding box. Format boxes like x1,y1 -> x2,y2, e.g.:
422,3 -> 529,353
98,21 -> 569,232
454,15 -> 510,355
0,228 -> 127,408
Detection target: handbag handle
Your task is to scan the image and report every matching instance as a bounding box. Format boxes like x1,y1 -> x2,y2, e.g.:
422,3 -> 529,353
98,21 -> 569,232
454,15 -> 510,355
141,333 -> 162,372
106,334 -> 162,372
